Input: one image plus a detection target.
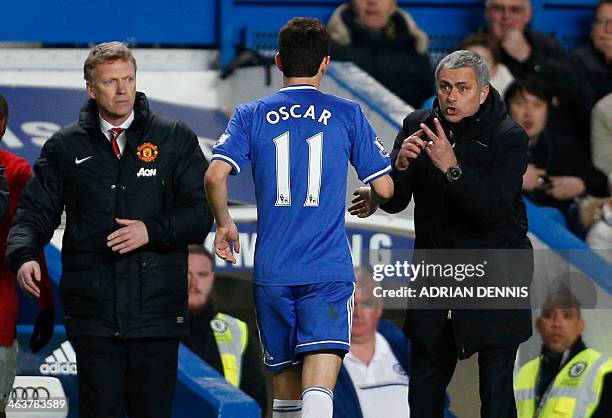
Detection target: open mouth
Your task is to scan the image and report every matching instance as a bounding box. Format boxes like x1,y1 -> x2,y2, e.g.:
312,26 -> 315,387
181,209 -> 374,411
446,106 -> 458,116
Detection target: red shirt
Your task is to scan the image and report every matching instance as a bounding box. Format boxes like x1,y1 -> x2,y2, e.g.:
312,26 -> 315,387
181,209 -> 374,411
0,150 -> 54,346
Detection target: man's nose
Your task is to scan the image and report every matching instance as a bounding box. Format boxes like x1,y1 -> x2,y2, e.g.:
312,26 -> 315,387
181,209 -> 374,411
117,80 -> 127,93
552,314 -> 563,327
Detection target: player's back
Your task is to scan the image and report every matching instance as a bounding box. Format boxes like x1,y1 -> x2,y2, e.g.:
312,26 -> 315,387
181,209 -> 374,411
213,85 -> 390,286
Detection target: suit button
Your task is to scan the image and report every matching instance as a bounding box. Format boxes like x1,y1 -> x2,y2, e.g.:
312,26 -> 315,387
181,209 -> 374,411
110,184 -> 116,190
141,262 -> 147,268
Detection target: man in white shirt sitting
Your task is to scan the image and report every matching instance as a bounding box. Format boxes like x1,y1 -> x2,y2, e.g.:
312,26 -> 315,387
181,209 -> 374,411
333,267 -> 455,418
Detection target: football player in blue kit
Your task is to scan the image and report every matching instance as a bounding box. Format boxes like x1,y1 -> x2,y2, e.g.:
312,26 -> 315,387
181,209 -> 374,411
205,17 -> 394,418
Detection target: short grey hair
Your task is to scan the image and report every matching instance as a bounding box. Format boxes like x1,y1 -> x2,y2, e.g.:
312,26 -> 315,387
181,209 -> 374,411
435,50 -> 491,91
84,41 -> 136,82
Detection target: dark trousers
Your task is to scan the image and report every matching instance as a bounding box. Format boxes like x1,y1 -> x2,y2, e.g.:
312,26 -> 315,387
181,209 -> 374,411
408,320 -> 518,418
71,336 -> 179,418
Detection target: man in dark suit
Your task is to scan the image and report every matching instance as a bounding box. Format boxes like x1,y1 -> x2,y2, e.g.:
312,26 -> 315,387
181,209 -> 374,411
350,50 -> 533,418
7,42 -> 213,418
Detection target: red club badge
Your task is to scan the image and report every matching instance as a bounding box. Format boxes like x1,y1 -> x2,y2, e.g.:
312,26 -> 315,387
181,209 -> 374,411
136,142 -> 158,162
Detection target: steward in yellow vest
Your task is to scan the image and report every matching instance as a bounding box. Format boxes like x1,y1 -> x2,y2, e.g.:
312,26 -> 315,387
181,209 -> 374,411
181,245 -> 268,416
514,291 -> 612,417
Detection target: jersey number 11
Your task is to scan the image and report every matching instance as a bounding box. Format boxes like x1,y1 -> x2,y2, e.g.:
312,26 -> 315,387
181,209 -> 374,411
273,131 -> 323,207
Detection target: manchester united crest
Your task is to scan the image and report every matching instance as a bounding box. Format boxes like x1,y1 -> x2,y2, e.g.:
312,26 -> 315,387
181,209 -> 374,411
136,142 -> 158,162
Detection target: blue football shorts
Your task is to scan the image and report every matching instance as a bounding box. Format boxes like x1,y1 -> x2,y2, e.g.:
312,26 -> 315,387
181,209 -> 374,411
253,281 -> 355,373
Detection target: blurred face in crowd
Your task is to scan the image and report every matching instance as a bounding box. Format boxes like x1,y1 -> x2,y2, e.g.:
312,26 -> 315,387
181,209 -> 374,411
465,45 -> 498,76
508,90 -> 548,139
351,271 -> 383,344
187,252 -> 215,313
485,0 -> 532,39
437,67 -> 489,123
86,59 -> 136,126
592,4 -> 612,56
536,303 -> 584,354
353,0 -> 397,31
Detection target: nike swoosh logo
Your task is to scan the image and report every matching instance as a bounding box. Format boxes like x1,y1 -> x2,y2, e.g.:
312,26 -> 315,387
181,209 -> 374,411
75,156 -> 93,165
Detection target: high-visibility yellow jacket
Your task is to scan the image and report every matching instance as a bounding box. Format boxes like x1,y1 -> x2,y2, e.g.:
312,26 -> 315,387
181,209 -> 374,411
210,312 -> 248,387
515,348 -> 612,417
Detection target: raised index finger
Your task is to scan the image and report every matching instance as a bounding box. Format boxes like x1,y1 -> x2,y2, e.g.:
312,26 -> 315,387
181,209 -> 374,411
433,118 -> 446,138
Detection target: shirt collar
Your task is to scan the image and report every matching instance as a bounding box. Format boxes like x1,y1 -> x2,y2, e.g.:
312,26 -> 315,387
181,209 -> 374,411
278,84 -> 318,92
345,332 -> 394,366
99,110 -> 135,133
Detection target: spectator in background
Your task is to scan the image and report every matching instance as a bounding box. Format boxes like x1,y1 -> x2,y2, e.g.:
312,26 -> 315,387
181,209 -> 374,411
457,33 -> 514,96
480,0 -> 592,149
0,93 -> 53,418
481,0 -> 565,78
582,196 -> 612,259
514,287 -> 612,417
571,0 -> 612,112
591,93 -> 612,183
333,267 -> 410,418
333,267 -> 455,418
581,89 -> 612,250
181,245 -> 267,416
504,77 -> 609,217
328,0 -> 434,108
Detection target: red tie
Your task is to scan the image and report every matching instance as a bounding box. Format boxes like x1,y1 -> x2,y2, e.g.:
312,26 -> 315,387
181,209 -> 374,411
109,128 -> 124,158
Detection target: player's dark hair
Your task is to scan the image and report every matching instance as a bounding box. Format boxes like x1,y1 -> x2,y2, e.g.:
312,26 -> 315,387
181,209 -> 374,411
504,76 -> 553,108
278,17 -> 331,77
0,93 -> 8,119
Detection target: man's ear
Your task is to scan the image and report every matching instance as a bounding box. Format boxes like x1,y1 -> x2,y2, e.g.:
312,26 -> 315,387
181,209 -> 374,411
578,317 -> 585,336
275,53 -> 283,72
535,316 -> 543,334
0,115 -> 7,138
86,82 -> 96,100
375,305 -> 383,322
524,1 -> 533,25
319,56 -> 331,75
480,84 -> 490,105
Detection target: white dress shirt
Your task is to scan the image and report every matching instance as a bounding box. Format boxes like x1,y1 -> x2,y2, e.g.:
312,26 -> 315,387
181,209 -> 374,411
99,111 -> 135,157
